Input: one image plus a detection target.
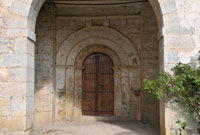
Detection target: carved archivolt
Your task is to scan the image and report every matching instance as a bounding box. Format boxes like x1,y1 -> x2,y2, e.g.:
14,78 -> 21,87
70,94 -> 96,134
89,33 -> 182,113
56,26 -> 141,67
75,45 -> 121,67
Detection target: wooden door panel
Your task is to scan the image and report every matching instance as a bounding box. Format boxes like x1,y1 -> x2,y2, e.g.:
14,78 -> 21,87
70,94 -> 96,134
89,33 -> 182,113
82,54 -> 96,115
98,53 -> 114,115
82,53 -> 114,116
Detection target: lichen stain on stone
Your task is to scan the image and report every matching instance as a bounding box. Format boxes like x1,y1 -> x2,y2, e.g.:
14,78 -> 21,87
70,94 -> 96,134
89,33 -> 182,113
76,75 -> 81,81
68,77 -> 73,84
0,68 -> 9,81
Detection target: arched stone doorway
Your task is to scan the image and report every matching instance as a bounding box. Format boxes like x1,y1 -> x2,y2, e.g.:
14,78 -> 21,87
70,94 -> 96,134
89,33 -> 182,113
35,0 -> 157,132
62,44 -> 125,120
2,0 -> 199,135
55,24 -> 142,120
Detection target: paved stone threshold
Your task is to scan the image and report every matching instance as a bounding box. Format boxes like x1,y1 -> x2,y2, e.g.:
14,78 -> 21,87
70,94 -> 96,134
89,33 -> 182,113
32,121 -> 160,135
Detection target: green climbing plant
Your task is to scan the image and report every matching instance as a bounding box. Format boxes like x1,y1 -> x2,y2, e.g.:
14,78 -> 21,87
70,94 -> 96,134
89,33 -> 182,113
142,52 -> 200,134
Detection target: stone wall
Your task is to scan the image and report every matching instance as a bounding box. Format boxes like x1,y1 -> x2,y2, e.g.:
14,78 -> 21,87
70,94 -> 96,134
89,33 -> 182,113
141,3 -> 159,125
0,0 -> 200,134
34,1 -> 159,126
35,3 -> 55,125
0,0 -> 35,134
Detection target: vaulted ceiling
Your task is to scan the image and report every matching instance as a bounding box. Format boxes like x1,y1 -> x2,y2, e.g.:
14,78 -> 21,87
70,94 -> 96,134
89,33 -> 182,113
45,0 -> 148,16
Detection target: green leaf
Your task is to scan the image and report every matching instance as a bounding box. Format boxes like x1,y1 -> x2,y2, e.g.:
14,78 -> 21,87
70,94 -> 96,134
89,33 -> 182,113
142,50 -> 200,133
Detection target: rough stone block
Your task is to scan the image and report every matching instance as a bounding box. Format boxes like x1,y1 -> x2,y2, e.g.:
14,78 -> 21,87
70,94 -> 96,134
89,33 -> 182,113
11,96 -> 27,117
34,89 -> 52,112
0,97 -> 10,106
14,38 -> 34,56
26,96 -> 34,116
0,116 -> 26,130
0,82 -> 34,97
161,1 -> 177,15
8,1 -> 30,17
34,111 -> 52,126
0,54 -> 34,68
164,51 -> 180,64
2,14 -> 27,29
5,29 -> 28,37
56,100 -> 66,121
56,68 -> 65,92
0,106 -> 10,116
66,101 -> 74,117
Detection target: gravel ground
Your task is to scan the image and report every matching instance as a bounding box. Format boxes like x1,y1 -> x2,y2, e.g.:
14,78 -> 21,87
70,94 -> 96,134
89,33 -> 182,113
32,121 -> 160,135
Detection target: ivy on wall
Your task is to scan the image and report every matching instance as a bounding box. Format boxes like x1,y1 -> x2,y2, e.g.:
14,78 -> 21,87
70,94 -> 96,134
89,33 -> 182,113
142,52 -> 200,134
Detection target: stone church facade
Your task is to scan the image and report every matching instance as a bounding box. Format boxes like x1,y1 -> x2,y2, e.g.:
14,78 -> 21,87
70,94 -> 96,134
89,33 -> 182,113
0,0 -> 199,135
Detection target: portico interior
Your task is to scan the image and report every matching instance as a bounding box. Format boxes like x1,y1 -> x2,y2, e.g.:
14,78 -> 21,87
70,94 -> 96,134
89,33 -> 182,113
35,0 -> 159,128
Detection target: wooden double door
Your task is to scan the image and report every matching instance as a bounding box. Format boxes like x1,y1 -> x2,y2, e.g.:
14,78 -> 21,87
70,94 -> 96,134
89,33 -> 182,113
82,53 -> 114,116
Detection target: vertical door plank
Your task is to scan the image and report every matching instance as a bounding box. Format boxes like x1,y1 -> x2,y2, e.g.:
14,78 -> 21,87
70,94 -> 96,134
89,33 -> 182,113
82,54 -> 96,115
98,53 -> 114,115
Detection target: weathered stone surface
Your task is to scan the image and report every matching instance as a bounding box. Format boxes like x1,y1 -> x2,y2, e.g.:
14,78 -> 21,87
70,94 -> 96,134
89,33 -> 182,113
34,0 -> 159,127
0,54 -> 34,68
2,14 -> 27,29
0,116 -> 27,130
113,67 -> 122,117
74,68 -> 82,117
0,82 -> 34,97
8,1 -> 30,17
56,68 -> 65,92
0,97 -> 10,106
34,112 -> 52,126
121,67 -> 130,117
34,4 -> 55,126
35,88 -> 53,112
0,0 -> 199,134
65,101 -> 74,118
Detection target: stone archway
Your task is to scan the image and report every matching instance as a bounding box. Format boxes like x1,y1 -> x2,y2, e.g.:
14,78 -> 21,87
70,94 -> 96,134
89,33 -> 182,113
75,45 -> 121,67
55,26 -> 142,121
65,46 -> 123,120
56,26 -> 140,66
2,0 -> 199,135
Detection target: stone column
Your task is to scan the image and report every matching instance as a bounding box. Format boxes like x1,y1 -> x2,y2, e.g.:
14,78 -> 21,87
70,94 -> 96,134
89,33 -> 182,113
113,67 -> 122,117
55,66 -> 66,121
161,30 -> 198,134
159,36 -> 166,135
74,67 -> 84,118
0,37 -> 35,134
128,67 -> 142,120
120,67 -> 130,117
65,67 -> 76,120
